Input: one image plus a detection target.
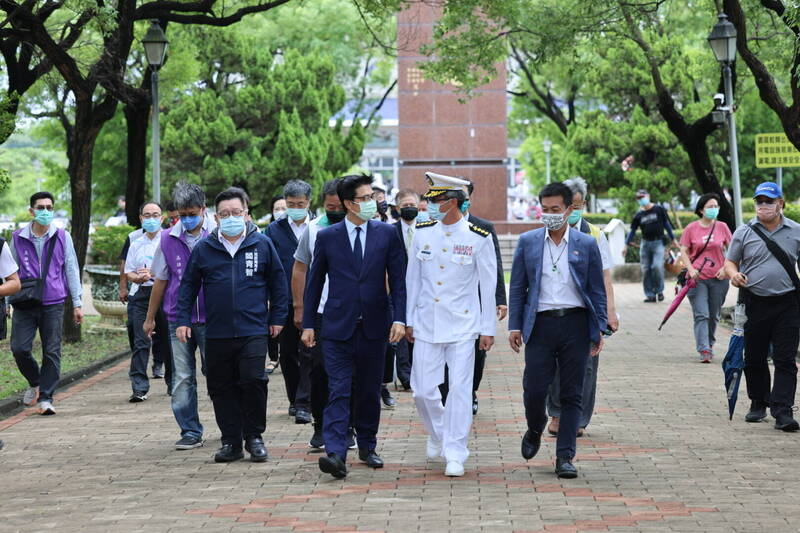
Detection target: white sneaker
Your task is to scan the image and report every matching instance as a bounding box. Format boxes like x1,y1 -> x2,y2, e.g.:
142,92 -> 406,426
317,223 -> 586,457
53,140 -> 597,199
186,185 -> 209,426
426,437 -> 442,460
22,386 -> 38,407
37,401 -> 56,416
445,460 -> 464,477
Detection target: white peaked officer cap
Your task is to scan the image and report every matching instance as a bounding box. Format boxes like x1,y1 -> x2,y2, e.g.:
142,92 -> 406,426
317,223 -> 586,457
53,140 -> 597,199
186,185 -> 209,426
423,172 -> 471,199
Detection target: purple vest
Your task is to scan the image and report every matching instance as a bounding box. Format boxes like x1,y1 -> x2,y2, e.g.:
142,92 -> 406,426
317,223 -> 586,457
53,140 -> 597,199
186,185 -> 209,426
13,228 -> 68,306
160,227 -> 207,323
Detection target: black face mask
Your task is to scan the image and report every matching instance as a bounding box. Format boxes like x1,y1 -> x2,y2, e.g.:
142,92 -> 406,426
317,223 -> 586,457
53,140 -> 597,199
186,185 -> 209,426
390,208 -> 400,220
399,207 -> 419,221
326,210 -> 346,224
378,200 -> 388,213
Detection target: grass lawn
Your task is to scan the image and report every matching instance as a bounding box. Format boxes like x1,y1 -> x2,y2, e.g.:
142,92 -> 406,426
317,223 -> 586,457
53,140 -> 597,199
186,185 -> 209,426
0,316 -> 128,400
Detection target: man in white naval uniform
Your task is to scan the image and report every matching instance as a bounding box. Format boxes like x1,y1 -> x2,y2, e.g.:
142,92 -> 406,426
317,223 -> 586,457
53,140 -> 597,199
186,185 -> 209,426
405,172 -> 497,477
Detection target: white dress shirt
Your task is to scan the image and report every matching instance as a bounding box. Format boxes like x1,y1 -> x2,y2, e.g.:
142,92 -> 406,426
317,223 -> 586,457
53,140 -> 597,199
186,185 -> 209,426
124,232 -> 160,296
219,230 -> 246,257
290,218 -> 308,241
344,217 -> 367,255
538,228 -> 585,311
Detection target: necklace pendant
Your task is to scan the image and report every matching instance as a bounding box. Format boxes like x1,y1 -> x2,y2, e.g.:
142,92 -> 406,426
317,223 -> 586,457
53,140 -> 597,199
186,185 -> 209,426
552,265 -> 558,272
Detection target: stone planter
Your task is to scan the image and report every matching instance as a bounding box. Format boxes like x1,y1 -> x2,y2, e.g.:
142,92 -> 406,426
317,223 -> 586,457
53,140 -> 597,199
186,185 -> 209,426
86,265 -> 127,332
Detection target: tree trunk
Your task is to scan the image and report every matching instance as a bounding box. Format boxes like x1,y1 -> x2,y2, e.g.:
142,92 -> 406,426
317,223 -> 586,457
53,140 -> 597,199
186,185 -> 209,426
680,125 -> 736,232
62,98 -> 117,343
124,98 -> 150,226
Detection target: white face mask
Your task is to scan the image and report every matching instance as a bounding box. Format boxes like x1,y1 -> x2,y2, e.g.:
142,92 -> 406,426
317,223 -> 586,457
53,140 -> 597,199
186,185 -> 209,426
541,212 -> 566,231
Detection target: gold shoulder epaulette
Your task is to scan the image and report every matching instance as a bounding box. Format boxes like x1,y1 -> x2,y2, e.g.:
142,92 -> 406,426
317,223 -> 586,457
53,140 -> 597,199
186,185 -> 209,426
468,223 -> 490,237
416,220 -> 438,228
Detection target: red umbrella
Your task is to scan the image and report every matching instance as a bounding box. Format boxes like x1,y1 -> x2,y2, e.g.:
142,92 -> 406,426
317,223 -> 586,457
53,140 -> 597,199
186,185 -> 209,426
658,257 -> 713,331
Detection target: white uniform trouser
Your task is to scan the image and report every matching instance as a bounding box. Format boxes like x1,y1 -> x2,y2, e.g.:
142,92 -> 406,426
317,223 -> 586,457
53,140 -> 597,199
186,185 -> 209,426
411,338 -> 476,463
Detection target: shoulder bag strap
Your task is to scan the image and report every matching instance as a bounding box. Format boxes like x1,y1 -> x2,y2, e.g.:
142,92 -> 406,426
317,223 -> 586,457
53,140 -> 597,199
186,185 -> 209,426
40,231 -> 58,281
748,222 -> 800,292
689,221 -> 716,265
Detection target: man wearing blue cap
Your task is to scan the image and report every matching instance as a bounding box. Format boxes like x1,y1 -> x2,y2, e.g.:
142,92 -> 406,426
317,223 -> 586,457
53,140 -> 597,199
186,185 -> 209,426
725,181 -> 800,431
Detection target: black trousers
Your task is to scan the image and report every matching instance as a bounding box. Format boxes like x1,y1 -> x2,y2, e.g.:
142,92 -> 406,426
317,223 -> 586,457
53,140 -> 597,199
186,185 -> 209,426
205,335 -> 269,446
523,311 -> 589,459
743,291 -> 800,415
279,308 -> 311,410
268,336 -> 280,362
127,302 -> 171,389
440,339 -> 486,403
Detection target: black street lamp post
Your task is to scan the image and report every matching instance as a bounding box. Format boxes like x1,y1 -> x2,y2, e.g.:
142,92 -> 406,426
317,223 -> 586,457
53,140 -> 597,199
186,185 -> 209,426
142,20 -> 168,204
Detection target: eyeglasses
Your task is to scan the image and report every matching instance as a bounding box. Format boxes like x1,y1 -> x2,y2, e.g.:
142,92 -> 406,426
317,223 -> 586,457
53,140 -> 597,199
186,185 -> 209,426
33,205 -> 54,211
352,194 -> 376,203
141,213 -> 162,219
218,209 -> 248,219
755,198 -> 777,205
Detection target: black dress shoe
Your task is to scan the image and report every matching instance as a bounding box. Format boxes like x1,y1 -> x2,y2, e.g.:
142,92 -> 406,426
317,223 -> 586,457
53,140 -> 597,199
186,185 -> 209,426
774,412 -> 800,432
346,427 -> 357,450
472,392 -> 479,415
521,429 -> 542,460
319,453 -> 347,479
555,457 -> 578,479
358,448 -> 384,468
745,402 -> 768,423
214,443 -> 244,463
309,426 -> 324,450
245,437 -> 268,462
643,297 -> 656,303
657,292 -> 664,302
288,406 -> 297,417
381,387 -> 396,409
400,380 -> 411,391
295,408 -> 312,424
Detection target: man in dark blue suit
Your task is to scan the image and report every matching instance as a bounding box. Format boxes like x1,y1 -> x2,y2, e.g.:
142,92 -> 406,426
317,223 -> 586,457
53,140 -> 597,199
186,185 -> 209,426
302,174 -> 407,479
264,180 -> 314,424
509,182 -> 607,479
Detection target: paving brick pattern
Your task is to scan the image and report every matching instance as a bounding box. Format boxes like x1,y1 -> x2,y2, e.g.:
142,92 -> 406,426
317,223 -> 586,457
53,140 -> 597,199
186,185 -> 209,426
0,283 -> 797,532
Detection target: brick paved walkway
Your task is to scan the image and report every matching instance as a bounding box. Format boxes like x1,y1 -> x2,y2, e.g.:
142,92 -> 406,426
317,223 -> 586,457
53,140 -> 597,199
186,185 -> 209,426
1,283 -> 797,532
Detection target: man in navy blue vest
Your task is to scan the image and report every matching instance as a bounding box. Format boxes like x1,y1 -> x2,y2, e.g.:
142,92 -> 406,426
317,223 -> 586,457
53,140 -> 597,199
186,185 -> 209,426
264,179 -> 314,424
302,174 -> 407,479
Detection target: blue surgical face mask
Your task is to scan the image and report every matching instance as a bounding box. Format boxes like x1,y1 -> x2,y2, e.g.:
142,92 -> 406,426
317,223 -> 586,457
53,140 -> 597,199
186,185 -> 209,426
567,209 -> 583,226
180,215 -> 201,231
355,199 -> 377,221
427,201 -> 452,221
33,209 -> 53,226
704,207 -> 719,220
220,216 -> 245,237
417,211 -> 430,223
142,218 -> 161,233
459,200 -> 471,214
638,196 -> 650,207
286,207 -> 307,221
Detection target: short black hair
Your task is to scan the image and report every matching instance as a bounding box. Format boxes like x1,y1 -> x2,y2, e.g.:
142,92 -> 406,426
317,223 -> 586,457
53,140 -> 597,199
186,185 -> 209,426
694,193 -> 720,217
270,194 -> 284,211
215,187 -> 250,209
165,201 -> 176,212
321,178 -> 341,202
30,191 -> 54,208
464,178 -> 474,196
139,200 -> 162,214
538,182 -> 572,209
337,174 -> 374,205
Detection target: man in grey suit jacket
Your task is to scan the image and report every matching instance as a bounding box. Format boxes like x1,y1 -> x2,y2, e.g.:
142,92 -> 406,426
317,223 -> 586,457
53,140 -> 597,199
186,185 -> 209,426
508,182 -> 607,479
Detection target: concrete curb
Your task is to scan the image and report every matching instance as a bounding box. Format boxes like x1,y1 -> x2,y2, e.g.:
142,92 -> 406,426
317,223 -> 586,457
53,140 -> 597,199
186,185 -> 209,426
0,349 -> 131,418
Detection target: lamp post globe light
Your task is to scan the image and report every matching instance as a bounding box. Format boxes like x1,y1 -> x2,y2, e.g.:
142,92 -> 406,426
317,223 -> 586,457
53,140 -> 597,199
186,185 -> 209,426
543,138 -> 552,185
708,13 -> 742,227
142,20 -> 168,204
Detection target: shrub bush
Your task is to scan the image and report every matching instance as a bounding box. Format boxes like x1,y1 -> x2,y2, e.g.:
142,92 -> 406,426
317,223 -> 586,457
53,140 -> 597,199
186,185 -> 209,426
90,225 -> 134,265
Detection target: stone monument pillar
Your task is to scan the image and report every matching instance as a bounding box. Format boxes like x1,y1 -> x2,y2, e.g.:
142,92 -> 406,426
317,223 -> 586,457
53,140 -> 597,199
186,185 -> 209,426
397,3 -> 508,222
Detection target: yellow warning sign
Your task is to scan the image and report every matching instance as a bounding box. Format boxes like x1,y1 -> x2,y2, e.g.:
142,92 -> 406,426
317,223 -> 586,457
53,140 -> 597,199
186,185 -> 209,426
755,133 -> 800,168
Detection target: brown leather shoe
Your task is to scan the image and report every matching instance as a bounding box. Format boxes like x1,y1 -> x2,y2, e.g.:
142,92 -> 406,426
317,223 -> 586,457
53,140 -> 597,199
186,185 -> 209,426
547,417 -> 559,436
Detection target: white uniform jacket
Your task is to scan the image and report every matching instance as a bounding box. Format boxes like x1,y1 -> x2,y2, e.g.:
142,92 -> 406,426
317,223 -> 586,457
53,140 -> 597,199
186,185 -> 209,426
405,217 -> 497,344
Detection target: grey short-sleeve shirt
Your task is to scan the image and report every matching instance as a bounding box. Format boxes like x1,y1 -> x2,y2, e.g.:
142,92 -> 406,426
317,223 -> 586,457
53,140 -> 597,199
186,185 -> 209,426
293,227 -> 312,265
726,216 -> 800,297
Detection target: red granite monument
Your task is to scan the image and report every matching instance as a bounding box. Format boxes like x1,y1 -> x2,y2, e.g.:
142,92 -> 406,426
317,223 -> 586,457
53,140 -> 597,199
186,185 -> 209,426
397,3 -> 508,222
